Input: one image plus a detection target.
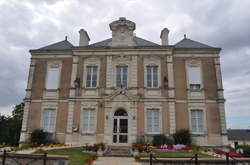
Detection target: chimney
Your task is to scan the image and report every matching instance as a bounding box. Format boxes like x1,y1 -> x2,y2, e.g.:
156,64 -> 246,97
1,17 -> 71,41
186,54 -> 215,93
79,29 -> 90,46
160,28 -> 169,45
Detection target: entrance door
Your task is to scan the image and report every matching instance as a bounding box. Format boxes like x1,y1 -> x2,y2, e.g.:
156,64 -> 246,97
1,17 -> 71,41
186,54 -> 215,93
113,109 -> 128,144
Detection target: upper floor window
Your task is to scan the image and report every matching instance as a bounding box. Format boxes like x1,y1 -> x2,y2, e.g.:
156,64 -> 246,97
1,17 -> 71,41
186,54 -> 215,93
191,109 -> 204,134
86,66 -> 97,88
188,66 -> 201,89
43,108 -> 56,132
147,66 -> 158,88
116,66 -> 128,87
46,67 -> 60,89
82,108 -> 96,133
146,108 -> 160,134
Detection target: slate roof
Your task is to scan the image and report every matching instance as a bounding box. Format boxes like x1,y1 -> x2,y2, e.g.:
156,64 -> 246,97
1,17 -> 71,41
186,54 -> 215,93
86,36 -> 159,48
174,37 -> 214,49
227,129 -> 250,141
38,39 -> 74,50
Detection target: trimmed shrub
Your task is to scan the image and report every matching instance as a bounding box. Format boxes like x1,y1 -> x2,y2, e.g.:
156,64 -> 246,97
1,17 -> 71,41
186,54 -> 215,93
30,129 -> 48,146
173,129 -> 191,145
152,134 -> 173,146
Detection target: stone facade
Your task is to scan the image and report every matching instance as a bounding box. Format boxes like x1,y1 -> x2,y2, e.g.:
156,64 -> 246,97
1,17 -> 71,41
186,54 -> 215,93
20,17 -> 228,146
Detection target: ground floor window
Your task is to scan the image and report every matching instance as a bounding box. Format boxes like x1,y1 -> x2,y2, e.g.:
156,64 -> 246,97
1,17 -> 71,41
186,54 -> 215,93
82,109 -> 96,133
43,108 -> 56,132
146,108 -> 160,134
191,109 -> 204,134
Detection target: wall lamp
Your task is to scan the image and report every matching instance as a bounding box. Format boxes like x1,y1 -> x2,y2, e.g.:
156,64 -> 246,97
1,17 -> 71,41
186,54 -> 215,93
74,77 -> 80,88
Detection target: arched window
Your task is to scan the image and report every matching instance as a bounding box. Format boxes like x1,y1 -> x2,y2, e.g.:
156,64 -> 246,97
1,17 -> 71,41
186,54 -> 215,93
114,109 -> 128,116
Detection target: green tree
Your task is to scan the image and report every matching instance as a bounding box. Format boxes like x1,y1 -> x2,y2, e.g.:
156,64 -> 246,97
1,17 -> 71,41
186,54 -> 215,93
0,103 -> 24,146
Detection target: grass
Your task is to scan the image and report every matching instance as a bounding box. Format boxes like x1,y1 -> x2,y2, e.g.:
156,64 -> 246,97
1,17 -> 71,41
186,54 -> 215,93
34,148 -> 90,165
154,151 -> 214,158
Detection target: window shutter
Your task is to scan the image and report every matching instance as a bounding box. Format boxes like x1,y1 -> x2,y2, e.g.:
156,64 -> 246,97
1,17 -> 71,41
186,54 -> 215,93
46,68 -> 60,89
188,67 -> 201,85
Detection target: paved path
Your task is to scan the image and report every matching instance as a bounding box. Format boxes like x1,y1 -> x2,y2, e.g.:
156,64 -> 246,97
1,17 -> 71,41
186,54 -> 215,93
93,157 -> 142,165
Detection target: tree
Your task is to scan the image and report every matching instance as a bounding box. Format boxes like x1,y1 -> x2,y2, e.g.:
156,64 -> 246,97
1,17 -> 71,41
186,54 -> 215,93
0,103 -> 24,146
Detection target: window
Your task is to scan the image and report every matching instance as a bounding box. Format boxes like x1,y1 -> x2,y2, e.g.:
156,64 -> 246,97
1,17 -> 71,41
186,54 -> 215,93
43,108 -> 56,132
86,66 -> 97,88
147,108 -> 160,133
116,66 -> 128,87
46,67 -> 60,89
147,66 -> 158,88
191,110 -> 204,134
82,109 -> 96,133
188,66 -> 201,89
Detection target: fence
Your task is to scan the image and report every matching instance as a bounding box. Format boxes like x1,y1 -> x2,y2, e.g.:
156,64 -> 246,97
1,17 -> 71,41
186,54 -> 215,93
1,150 -> 69,165
141,152 -> 250,165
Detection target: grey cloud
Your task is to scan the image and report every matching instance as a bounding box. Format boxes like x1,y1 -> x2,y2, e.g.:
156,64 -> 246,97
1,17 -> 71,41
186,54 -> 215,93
0,0 -> 250,129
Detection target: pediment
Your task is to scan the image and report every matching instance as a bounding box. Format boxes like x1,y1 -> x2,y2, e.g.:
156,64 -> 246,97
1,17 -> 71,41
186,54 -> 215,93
105,87 -> 139,101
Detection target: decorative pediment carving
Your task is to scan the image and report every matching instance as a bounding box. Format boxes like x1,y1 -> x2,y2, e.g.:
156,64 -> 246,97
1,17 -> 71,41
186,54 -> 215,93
104,87 -> 139,101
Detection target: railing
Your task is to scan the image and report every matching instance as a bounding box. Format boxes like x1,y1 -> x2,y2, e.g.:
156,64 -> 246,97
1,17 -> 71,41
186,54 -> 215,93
148,152 -> 250,165
1,150 -> 47,165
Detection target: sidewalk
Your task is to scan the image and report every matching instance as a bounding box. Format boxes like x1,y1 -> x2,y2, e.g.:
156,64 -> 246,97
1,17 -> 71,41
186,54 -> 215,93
93,157 -> 142,165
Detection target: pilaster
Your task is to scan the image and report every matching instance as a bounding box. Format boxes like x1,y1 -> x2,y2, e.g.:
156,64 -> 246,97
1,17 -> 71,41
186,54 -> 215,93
69,56 -> 79,97
214,57 -> 227,134
167,56 -> 176,134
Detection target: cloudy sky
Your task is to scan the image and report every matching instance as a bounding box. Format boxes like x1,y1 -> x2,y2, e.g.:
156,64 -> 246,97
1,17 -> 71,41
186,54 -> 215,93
0,0 -> 249,129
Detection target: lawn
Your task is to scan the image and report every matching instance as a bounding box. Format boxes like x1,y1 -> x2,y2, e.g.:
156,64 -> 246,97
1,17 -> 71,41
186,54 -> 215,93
34,148 -> 90,165
154,151 -> 214,158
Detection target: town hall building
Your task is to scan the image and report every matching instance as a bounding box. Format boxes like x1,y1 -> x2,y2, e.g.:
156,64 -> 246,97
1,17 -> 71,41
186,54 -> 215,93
20,17 -> 228,146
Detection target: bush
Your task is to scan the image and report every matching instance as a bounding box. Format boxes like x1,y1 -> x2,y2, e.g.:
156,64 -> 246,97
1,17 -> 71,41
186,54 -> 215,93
173,129 -> 191,145
152,134 -> 173,146
30,129 -> 48,146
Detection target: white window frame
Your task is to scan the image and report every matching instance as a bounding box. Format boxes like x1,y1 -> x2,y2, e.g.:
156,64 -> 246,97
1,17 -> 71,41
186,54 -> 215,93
144,56 -> 161,88
188,107 -> 206,135
85,66 -> 98,88
83,57 -> 100,88
116,65 -> 128,87
80,108 -> 97,134
186,59 -> 203,90
146,65 -> 159,88
40,104 -> 58,133
45,61 -> 62,90
144,107 -> 162,134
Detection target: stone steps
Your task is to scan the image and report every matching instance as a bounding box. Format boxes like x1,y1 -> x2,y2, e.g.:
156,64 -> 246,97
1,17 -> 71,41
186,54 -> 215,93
104,146 -> 132,157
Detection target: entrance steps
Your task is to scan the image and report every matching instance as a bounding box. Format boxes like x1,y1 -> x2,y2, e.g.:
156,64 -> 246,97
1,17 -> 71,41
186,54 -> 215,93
104,146 -> 132,157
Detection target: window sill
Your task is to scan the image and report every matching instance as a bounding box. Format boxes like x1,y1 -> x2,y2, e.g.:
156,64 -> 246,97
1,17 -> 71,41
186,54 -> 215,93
44,88 -> 59,91
145,87 -> 160,90
187,88 -> 203,92
81,133 -> 95,135
83,87 -> 98,90
146,132 -> 161,135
